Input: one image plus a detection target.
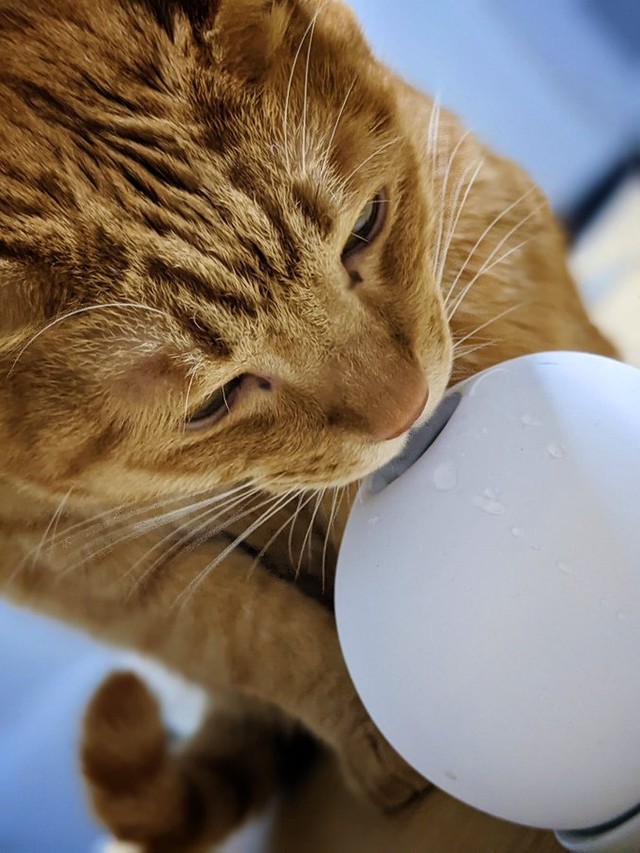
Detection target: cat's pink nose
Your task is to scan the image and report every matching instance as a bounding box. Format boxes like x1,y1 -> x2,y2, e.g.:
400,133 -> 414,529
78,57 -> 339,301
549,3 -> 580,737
370,379 -> 429,441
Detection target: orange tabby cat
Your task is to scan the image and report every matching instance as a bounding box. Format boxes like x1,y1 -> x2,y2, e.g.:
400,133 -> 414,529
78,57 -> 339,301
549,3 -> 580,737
0,0 -> 615,848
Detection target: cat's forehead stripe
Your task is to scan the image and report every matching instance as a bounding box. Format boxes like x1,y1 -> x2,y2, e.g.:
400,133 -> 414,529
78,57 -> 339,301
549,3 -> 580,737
147,257 -> 259,318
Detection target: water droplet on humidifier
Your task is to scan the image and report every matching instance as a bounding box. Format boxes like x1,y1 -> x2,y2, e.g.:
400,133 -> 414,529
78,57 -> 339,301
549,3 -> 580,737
617,611 -> 628,622
368,516 -> 379,526
433,462 -> 457,491
483,487 -> 499,500
557,561 -> 572,575
472,494 -> 505,515
511,527 -> 525,538
547,443 -> 565,459
521,414 -> 541,427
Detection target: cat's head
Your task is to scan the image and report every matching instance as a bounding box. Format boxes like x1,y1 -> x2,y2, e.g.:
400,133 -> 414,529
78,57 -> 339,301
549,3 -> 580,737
0,0 -> 453,507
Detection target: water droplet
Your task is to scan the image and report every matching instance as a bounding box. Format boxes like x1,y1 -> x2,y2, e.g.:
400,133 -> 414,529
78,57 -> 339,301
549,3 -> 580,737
617,611 -> 628,622
484,487 -> 499,500
368,516 -> 379,526
481,427 -> 489,436
557,561 -> 573,575
511,527 -> 525,538
600,596 -> 611,607
472,494 -> 505,515
433,462 -> 457,491
547,443 -> 565,459
521,414 -> 541,427
444,770 -> 458,781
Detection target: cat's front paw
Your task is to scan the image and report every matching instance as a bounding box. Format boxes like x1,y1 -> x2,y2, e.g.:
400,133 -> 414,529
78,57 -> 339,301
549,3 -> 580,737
340,718 -> 431,812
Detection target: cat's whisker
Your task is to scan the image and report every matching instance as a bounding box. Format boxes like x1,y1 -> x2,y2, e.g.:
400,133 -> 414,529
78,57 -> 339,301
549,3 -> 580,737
182,369 -> 198,427
122,488 -> 271,598
444,187 -> 536,309
51,482 -> 253,555
288,490 -> 316,566
436,158 -> 484,287
121,496 -> 241,596
46,486 -> 218,554
321,487 -> 340,593
297,487 -> 324,579
23,487 -> 74,573
6,301 -> 171,377
244,488 -> 306,579
320,76 -> 357,173
447,233 -> 532,322
432,129 -> 472,283
58,485 -> 262,578
451,302 -> 527,351
283,6 -> 325,170
426,95 -> 442,168
301,9 -> 320,175
452,339 -> 497,359
340,136 -> 401,189
175,490 -> 300,609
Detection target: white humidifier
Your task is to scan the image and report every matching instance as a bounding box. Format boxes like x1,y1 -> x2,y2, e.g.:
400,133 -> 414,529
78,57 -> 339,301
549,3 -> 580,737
336,352 -> 640,852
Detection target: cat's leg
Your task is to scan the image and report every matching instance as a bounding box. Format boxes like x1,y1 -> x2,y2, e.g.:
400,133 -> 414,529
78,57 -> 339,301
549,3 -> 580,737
146,556 -> 430,814
82,672 -> 312,851
5,531 -> 428,818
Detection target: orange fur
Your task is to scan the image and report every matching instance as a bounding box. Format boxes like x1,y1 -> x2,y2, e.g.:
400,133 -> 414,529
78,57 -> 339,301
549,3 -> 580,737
0,0 -> 615,847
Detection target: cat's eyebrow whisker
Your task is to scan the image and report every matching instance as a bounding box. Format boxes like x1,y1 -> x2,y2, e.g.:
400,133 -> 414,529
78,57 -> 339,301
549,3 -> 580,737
182,369 -> 198,426
301,9 -> 320,175
432,129 -> 472,285
320,75 -> 357,173
283,5 -> 326,171
340,136 -> 401,189
436,158 -> 484,287
175,490 -> 300,609
443,187 -> 537,309
6,301 -> 171,378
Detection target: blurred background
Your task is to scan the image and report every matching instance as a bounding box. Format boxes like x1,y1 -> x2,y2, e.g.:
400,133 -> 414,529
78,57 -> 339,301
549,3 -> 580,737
1,1 -> 638,849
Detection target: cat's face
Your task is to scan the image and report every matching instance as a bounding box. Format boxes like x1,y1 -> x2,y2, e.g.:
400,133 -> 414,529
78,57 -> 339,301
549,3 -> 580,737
0,0 -> 453,505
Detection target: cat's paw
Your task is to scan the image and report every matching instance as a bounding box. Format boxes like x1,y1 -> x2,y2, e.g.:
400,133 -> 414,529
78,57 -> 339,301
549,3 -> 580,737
340,718 -> 431,812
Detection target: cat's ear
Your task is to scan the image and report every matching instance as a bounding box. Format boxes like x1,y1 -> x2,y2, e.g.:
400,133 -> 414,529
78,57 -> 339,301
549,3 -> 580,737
209,0 -> 293,83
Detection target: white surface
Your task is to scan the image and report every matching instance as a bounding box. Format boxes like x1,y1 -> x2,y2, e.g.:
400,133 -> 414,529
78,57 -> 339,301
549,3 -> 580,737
336,352 -> 640,831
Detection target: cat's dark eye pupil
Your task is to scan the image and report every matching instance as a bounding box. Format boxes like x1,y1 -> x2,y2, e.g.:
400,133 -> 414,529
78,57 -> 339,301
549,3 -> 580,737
342,193 -> 386,260
186,375 -> 244,429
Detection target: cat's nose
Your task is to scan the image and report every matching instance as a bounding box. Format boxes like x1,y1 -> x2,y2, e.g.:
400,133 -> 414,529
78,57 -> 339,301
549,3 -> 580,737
370,377 -> 429,441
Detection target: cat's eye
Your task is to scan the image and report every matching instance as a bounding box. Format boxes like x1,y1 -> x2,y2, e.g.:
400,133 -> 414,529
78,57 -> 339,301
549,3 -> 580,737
342,192 -> 387,260
185,375 -> 244,430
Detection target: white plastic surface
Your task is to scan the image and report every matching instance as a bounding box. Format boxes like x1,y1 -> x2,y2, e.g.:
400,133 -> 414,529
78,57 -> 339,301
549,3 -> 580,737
336,353 -> 640,831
